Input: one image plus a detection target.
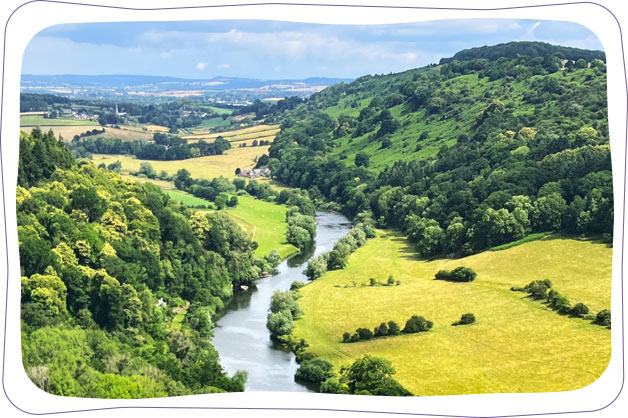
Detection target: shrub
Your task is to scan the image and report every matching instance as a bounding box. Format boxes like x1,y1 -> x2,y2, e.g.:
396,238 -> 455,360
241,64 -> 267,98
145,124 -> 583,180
387,275 -> 395,286
524,280 -> 552,300
342,332 -> 351,342
595,309 -> 611,328
295,358 -> 334,383
570,303 -> 589,318
453,313 -> 476,326
374,322 -> 389,337
402,315 -> 433,333
435,267 -> 476,282
547,290 -> 570,311
290,281 -> 305,291
387,321 -> 401,335
357,327 -> 373,340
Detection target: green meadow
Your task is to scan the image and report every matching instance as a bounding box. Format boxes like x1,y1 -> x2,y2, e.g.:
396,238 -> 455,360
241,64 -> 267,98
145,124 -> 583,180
293,231 -> 612,396
20,115 -> 99,126
222,195 -> 298,259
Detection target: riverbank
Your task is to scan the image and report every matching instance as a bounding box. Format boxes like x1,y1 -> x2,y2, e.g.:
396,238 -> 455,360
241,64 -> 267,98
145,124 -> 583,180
211,212 -> 352,391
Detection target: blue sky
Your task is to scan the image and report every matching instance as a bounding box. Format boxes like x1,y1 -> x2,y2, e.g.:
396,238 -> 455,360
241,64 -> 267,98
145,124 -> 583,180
22,19 -> 603,80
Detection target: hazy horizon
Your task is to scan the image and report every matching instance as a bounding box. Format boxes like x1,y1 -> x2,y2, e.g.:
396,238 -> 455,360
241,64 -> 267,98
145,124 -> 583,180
22,19 -> 603,80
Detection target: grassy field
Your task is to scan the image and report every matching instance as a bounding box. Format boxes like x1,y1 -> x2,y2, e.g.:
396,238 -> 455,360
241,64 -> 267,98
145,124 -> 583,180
20,115 -> 99,126
293,231 -> 612,396
226,195 -> 298,259
185,124 -> 279,142
21,126 -> 97,140
164,190 -> 213,207
93,145 -> 268,181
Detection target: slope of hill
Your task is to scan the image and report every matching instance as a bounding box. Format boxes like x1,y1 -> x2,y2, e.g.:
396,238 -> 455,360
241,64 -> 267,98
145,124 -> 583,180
266,41 -> 611,257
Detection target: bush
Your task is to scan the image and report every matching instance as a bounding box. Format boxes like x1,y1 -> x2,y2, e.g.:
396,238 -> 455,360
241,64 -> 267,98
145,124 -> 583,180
402,315 -> 433,333
357,327 -> 373,340
547,290 -> 570,311
290,281 -> 305,291
524,279 -> 552,300
374,322 -> 389,337
453,313 -> 476,326
570,303 -> 589,318
595,309 -> 611,328
435,267 -> 476,282
295,358 -> 334,383
387,321 -> 401,335
342,332 -> 351,342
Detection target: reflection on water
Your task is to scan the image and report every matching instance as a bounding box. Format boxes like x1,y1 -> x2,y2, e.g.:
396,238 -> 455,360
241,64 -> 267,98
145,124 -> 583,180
211,212 -> 352,392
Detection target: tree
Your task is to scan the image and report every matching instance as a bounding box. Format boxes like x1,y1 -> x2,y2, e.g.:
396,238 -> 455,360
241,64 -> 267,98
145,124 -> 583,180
138,162 -> 156,179
374,322 -> 389,337
453,313 -> 476,326
70,186 -> 107,222
402,315 -> 433,333
341,355 -> 412,396
266,310 -> 294,337
355,152 -> 370,168
295,358 -> 334,383
387,321 -> 401,335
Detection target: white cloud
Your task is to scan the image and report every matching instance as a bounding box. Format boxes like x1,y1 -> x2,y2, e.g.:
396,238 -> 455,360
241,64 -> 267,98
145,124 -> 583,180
218,63 -> 230,69
196,62 -> 207,70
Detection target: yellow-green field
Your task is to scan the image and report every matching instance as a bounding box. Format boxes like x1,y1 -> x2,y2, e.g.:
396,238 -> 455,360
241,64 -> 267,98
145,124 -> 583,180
293,231 -> 612,396
184,124 -> 279,142
93,145 -> 268,181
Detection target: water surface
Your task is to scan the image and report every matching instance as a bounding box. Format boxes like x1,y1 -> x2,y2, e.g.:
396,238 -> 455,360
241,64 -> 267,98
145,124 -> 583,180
212,211 -> 352,392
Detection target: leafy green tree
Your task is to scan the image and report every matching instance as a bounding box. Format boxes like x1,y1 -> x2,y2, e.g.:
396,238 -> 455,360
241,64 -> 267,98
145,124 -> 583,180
402,315 -> 433,333
266,310 -> 294,337
355,152 -> 370,168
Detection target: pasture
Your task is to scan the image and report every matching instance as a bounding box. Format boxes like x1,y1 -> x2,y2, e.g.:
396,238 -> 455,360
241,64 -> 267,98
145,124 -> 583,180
20,115 -> 99,126
92,145 -> 268,181
292,231 -> 612,396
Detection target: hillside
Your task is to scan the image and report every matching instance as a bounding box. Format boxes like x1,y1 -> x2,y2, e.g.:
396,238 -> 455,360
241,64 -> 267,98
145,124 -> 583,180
265,41 -> 612,257
17,128 -> 285,397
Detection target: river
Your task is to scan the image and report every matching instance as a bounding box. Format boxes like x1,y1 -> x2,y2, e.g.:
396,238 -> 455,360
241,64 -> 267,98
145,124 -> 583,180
212,211 -> 352,392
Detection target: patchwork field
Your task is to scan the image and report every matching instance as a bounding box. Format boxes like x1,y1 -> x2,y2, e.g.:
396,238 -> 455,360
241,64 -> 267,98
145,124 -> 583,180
184,124 -> 279,143
293,231 -> 612,396
22,125 -> 97,140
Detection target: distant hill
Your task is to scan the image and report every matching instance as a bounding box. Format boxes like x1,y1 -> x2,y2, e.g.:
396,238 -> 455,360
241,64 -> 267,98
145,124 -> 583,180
20,74 -> 354,100
439,41 -> 605,64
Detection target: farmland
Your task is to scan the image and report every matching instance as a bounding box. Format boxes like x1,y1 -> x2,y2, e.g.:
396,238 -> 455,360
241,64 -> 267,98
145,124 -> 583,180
221,195 -> 298,259
292,231 -> 612,396
92,145 -> 268,181
20,115 -> 99,126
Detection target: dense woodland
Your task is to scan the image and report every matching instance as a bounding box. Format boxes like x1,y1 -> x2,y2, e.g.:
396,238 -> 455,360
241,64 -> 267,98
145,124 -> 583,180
17,128 -> 290,397
262,41 -> 612,257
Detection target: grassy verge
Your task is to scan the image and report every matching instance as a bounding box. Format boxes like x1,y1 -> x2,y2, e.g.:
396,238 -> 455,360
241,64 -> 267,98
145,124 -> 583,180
292,230 -> 612,396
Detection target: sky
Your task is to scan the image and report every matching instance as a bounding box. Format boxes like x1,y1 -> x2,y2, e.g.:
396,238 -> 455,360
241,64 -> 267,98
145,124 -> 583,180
21,19 -> 604,80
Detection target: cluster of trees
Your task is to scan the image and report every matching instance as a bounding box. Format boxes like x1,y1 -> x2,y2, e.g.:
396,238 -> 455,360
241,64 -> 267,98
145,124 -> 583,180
171,169 -> 238,209
285,207 -> 316,251
342,314 -> 433,343
265,42 -> 611,259
511,279 -> 609,326
238,139 -> 271,148
233,96 -> 304,121
68,133 -> 231,161
17,129 -> 289,397
71,128 -> 106,142
305,223 -> 376,280
434,267 -> 477,282
318,355 -> 413,396
266,290 -> 302,338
